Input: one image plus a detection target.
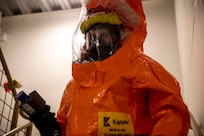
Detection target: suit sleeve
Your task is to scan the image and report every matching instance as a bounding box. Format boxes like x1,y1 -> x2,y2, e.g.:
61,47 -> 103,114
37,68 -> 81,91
146,63 -> 190,135
57,82 -> 73,136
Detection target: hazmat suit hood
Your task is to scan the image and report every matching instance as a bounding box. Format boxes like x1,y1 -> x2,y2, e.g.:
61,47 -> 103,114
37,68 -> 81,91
72,0 -> 147,87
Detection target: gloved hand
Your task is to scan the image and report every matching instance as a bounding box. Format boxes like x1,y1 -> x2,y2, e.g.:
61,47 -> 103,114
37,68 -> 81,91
16,91 -> 61,136
29,105 -> 61,136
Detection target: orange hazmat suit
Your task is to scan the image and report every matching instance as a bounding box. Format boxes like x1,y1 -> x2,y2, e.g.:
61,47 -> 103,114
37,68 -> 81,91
57,0 -> 190,135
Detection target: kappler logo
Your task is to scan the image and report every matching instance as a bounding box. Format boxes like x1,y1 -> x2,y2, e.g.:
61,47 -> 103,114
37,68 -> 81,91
104,117 -> 110,127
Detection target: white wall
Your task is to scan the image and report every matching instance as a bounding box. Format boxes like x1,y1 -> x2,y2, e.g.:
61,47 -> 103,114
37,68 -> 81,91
1,8 -> 80,135
1,0 -> 184,135
175,0 -> 204,134
143,0 -> 182,87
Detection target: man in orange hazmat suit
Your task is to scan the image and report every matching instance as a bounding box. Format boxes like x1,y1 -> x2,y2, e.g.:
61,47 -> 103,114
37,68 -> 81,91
57,0 -> 190,135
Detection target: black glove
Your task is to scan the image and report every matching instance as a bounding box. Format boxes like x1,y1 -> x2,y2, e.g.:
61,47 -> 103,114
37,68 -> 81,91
29,105 -> 61,136
17,91 -> 61,136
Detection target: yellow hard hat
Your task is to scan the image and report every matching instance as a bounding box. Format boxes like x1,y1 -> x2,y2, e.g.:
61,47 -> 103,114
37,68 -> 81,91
80,6 -> 123,34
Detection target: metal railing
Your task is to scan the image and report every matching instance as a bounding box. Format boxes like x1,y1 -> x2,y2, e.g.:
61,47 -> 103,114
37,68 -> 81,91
3,122 -> 32,136
0,47 -> 32,136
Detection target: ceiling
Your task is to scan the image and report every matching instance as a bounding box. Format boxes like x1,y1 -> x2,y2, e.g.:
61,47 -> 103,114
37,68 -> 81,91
0,0 -> 85,17
0,0 -> 152,18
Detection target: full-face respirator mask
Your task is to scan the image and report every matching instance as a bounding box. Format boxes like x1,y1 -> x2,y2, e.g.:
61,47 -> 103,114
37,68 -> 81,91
72,6 -> 124,63
81,23 -> 123,62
